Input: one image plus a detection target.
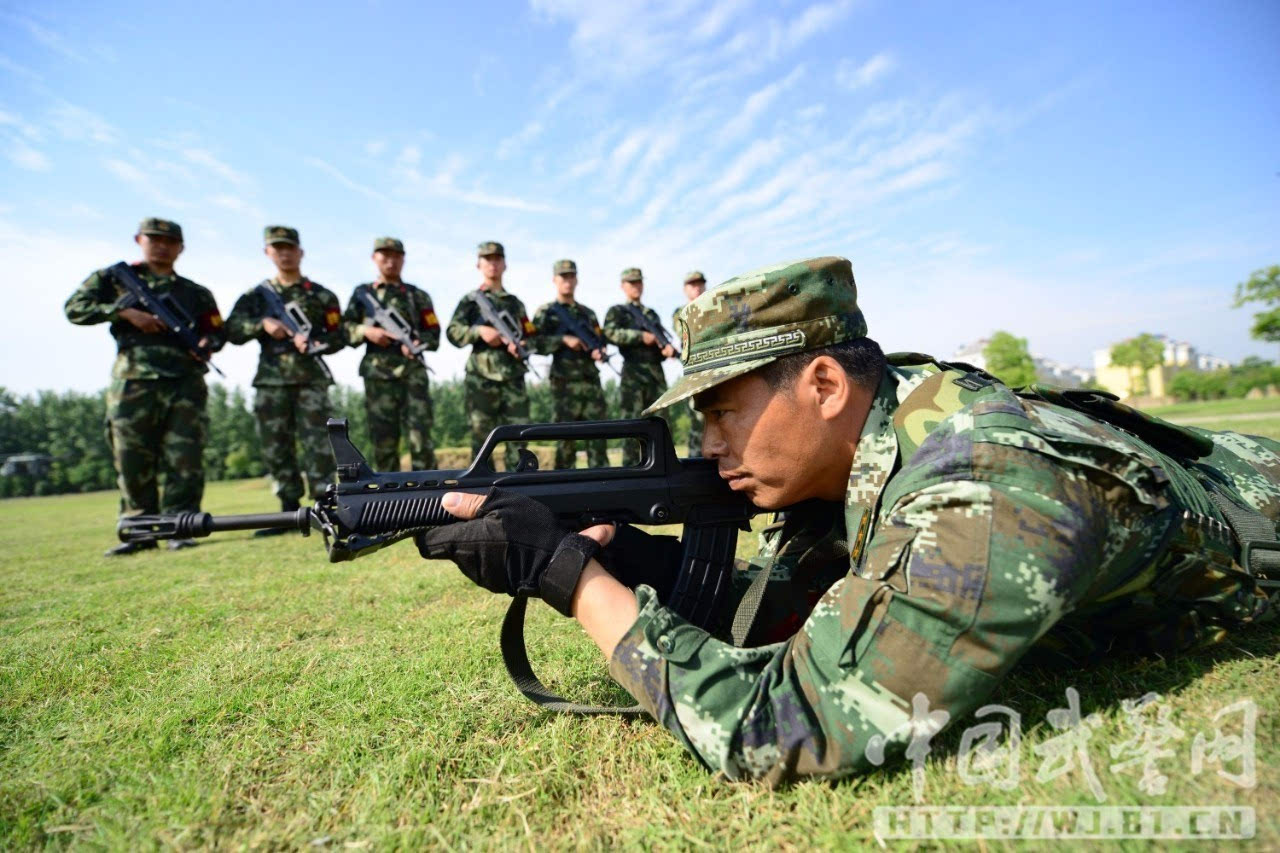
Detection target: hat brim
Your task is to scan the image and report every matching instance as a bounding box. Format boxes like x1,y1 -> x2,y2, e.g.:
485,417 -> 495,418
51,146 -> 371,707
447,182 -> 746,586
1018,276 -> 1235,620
139,229 -> 181,239
642,354 -> 780,414
267,239 -> 300,247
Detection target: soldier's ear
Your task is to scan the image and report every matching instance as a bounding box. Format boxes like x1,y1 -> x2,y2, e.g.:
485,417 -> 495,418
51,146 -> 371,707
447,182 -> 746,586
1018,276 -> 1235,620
134,233 -> 143,247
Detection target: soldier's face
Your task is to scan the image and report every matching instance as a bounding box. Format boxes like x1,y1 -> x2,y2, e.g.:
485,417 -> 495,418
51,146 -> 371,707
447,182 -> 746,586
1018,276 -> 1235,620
374,249 -> 405,280
135,233 -> 182,265
266,243 -> 303,272
478,254 -> 506,281
683,281 -> 706,302
554,273 -> 577,298
621,280 -> 643,301
697,358 -> 857,509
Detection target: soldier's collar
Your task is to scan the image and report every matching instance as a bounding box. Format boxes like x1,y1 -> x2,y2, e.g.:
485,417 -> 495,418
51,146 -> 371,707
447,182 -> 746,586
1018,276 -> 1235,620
626,298 -> 643,307
842,365 -> 933,564
479,284 -> 506,294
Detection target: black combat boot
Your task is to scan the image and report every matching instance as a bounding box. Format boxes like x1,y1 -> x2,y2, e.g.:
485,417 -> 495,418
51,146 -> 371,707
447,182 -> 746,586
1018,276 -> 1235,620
254,498 -> 301,537
104,540 -> 158,557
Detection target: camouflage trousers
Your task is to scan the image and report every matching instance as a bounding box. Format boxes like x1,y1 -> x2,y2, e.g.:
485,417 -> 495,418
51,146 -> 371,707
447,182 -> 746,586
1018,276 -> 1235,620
105,375 -> 208,516
550,376 -> 608,469
465,372 -> 529,471
253,384 -> 334,504
619,362 -> 669,466
366,373 -> 435,472
687,401 -> 704,458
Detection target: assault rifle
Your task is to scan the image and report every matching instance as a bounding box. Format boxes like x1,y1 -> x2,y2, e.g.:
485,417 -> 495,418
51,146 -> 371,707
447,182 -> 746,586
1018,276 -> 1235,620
548,302 -> 620,376
355,287 -> 434,374
473,290 -> 542,378
624,304 -> 681,357
108,261 -> 224,376
255,282 -> 334,381
118,417 -> 755,714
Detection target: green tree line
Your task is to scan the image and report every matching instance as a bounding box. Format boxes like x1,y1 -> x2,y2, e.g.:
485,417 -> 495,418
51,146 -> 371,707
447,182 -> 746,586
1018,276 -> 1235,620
0,378 -> 680,498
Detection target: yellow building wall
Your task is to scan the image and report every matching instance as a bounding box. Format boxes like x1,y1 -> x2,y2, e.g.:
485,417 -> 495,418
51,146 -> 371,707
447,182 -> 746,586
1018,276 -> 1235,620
1096,363 -> 1177,400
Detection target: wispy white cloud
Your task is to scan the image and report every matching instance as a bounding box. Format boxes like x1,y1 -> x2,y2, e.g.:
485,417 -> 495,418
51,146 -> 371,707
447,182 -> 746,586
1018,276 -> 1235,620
48,102 -> 117,144
305,156 -> 387,201
836,51 -> 895,90
183,148 -> 252,188
497,120 -> 545,159
707,137 -> 785,196
0,53 -> 43,82
720,64 -> 805,142
103,157 -> 187,209
10,14 -> 87,63
365,140 -> 387,157
0,108 -> 41,140
780,0 -> 856,52
8,140 -> 50,171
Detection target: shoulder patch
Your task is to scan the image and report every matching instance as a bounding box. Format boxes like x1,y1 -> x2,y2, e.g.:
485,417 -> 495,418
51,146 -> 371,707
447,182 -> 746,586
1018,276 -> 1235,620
953,373 -> 994,392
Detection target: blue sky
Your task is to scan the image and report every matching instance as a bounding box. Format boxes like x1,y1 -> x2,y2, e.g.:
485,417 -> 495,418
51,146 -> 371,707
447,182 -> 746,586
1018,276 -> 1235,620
2,0 -> 1278,393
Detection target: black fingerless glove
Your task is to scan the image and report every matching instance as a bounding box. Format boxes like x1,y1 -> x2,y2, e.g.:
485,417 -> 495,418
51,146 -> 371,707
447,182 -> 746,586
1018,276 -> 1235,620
597,523 -> 683,600
414,489 -> 599,616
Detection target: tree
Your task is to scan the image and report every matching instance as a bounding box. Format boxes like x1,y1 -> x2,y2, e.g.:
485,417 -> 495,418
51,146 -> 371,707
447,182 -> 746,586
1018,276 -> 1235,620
1110,333 -> 1165,397
983,332 -> 1038,388
1234,265 -> 1280,354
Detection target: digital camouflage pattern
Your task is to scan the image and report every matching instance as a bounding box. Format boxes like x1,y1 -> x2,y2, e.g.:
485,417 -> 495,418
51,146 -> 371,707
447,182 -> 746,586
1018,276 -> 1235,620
252,385 -> 334,503
342,281 -> 441,471
553,259 -> 577,275
373,236 -> 405,253
227,277 -> 343,504
477,241 -> 504,257
620,267 -> 643,282
65,264 -> 226,380
531,300 -> 608,468
605,299 -> 671,465
137,217 -> 183,240
264,225 -> 300,246
683,270 -> 706,285
448,288 -> 535,467
675,305 -> 704,458
646,256 -> 866,413
105,375 -> 209,516
225,278 -> 344,386
65,262 -> 224,517
611,357 -> 1280,786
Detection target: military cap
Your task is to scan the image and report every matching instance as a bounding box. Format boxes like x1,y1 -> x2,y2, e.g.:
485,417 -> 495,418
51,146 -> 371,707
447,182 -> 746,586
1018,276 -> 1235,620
137,217 -> 183,241
373,236 -> 405,253
264,225 -> 300,246
644,256 -> 867,413
621,267 -> 643,282
477,241 -> 505,257
683,270 -> 706,285
553,259 -> 577,275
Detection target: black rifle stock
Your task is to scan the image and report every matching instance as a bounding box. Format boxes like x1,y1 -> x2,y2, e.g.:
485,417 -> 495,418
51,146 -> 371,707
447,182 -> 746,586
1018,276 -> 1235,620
473,290 -> 542,378
255,283 -> 334,380
548,302 -> 621,376
624,304 -> 681,357
108,262 -> 224,376
355,287 -> 433,374
118,416 -> 754,715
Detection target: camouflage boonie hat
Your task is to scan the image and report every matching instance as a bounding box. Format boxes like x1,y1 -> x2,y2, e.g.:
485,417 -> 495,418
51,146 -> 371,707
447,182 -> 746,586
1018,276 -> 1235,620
553,259 -> 577,275
137,217 -> 183,241
621,267 -> 643,282
373,236 -> 404,253
683,270 -> 706,284
477,241 -> 505,257
643,256 -> 867,413
264,225 -> 300,246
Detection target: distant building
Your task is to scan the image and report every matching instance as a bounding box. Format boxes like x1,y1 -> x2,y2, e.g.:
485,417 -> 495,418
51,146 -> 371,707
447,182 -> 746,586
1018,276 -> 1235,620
1093,334 -> 1228,400
951,338 -> 1094,388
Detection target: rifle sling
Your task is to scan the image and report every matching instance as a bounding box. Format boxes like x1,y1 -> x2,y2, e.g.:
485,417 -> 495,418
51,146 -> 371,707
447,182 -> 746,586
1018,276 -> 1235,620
500,595 -> 645,717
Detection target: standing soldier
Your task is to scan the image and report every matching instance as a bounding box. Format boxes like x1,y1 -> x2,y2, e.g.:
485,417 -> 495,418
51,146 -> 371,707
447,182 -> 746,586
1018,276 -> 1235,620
604,267 -> 676,466
64,217 -> 226,555
446,241 -> 535,471
677,270 -> 707,457
531,259 -> 609,469
226,226 -> 344,532
342,237 -> 441,472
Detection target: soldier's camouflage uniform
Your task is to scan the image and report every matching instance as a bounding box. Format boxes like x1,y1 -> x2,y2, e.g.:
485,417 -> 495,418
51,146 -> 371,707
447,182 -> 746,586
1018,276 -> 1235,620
531,299 -> 609,468
611,256 -> 1280,786
446,287 -> 534,470
604,297 -> 671,466
674,305 -> 704,457
342,281 -> 441,471
65,257 -> 225,516
226,276 -> 343,503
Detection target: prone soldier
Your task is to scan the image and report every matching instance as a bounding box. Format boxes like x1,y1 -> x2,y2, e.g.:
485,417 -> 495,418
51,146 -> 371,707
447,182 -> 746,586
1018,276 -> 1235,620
446,241 -> 536,471
342,237 -> 441,471
677,270 -> 707,457
603,267 -> 676,466
226,226 -> 344,529
418,256 -> 1280,786
64,217 -> 226,556
530,259 -> 609,469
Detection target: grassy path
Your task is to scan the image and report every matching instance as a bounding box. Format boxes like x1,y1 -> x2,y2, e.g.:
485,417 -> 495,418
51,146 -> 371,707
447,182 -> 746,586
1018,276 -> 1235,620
2,480 -> 1278,847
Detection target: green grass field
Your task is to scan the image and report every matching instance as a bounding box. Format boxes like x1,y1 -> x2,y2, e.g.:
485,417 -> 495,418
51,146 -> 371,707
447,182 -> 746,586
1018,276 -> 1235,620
3,398 -> 1279,847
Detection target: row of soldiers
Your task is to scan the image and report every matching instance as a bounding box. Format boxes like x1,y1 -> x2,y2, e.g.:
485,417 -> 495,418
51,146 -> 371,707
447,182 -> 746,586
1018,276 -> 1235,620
64,218 -> 707,556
